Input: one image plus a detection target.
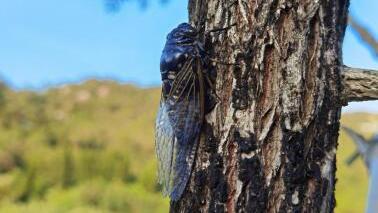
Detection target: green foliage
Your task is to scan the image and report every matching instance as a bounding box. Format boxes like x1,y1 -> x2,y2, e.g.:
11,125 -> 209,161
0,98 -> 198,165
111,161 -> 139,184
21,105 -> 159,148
0,80 -> 374,212
0,82 -> 7,110
62,146 -> 76,188
0,80 -> 166,212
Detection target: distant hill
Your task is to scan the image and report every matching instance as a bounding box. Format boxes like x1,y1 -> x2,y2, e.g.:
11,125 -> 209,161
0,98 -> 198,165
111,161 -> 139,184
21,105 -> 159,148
0,80 -> 376,212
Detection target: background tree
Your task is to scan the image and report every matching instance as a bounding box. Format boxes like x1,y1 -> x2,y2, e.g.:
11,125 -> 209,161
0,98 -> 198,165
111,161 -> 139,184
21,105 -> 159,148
348,15 -> 378,59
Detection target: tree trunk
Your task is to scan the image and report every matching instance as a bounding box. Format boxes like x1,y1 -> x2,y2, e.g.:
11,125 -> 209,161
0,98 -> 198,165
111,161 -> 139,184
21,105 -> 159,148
171,0 -> 349,212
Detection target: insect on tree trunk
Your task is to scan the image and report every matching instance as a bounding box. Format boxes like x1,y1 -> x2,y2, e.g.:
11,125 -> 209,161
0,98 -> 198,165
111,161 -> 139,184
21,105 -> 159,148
170,0 -> 353,212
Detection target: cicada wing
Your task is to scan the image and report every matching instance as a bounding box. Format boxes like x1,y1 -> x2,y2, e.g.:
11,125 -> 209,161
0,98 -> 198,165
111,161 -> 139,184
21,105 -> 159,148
168,93 -> 202,201
155,101 -> 176,196
155,59 -> 203,200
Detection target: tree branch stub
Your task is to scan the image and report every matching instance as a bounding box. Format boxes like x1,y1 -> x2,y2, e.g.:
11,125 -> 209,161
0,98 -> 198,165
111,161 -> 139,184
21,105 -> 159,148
342,66 -> 378,104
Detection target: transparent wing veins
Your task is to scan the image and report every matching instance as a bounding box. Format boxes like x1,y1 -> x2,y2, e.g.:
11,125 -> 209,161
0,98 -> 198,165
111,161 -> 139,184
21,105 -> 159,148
155,57 -> 203,200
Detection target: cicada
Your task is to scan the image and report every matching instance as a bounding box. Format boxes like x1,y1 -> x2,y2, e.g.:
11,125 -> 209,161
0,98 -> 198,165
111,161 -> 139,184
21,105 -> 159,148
155,23 -> 215,201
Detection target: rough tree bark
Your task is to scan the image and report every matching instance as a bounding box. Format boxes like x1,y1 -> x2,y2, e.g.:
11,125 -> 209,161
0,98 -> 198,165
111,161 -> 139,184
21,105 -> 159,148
171,1 -> 377,212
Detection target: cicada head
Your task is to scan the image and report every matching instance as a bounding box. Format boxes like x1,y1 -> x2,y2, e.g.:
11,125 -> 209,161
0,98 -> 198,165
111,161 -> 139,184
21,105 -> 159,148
167,23 -> 198,45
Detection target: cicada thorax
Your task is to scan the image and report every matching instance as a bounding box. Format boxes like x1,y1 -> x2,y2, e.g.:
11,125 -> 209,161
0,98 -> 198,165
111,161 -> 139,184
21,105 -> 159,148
160,42 -> 203,124
159,27 -> 205,101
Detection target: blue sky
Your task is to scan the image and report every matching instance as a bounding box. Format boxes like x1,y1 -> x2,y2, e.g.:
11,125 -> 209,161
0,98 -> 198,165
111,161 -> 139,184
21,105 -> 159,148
0,0 -> 377,112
